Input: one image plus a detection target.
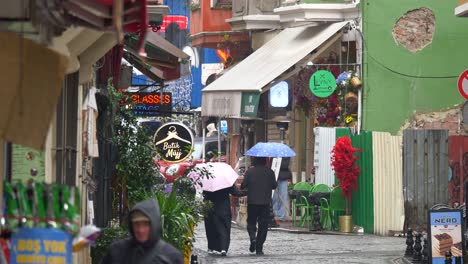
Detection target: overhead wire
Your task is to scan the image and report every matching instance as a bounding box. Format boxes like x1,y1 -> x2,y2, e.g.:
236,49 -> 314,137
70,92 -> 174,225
356,27 -> 458,79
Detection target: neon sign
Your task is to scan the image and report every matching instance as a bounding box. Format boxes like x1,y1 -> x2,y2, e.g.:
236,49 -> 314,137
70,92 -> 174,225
123,92 -> 172,116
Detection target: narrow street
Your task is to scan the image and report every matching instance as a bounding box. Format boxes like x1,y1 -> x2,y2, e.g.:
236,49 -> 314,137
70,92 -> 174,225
192,223 -> 406,264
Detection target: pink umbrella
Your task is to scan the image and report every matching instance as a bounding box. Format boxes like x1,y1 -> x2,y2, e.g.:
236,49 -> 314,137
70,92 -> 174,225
189,162 -> 239,192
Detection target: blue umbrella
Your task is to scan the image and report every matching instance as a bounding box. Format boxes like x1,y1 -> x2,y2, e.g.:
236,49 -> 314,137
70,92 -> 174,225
245,142 -> 296,158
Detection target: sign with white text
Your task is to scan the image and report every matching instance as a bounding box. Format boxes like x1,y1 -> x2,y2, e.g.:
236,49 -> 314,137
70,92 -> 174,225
10,228 -> 72,264
153,122 -> 194,163
428,209 -> 465,263
458,69 -> 468,100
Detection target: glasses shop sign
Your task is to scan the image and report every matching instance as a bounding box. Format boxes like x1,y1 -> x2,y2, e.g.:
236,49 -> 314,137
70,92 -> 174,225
123,92 -> 172,116
153,122 -> 194,163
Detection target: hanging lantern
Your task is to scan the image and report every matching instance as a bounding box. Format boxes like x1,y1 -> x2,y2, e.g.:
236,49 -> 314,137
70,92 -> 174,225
350,76 -> 362,88
344,92 -> 358,114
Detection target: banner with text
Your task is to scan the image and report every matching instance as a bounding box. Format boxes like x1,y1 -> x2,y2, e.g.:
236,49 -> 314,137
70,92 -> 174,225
11,228 -> 72,264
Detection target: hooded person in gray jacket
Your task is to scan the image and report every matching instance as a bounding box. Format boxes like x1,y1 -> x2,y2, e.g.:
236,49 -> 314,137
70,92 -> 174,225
101,199 -> 183,264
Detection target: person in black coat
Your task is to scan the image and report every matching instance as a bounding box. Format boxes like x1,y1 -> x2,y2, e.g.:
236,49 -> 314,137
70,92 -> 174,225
203,185 -> 245,256
240,157 -> 277,255
101,199 -> 183,264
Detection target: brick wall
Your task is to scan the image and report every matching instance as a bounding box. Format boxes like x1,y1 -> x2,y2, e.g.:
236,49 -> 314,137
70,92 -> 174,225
400,106 -> 466,136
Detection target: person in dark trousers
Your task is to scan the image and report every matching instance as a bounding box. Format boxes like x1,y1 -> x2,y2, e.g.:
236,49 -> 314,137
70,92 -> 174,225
240,157 -> 277,255
203,185 -> 245,256
101,199 -> 183,264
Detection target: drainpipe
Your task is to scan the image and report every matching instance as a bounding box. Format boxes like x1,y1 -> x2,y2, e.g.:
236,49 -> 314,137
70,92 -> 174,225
0,140 -> 4,220
356,20 -> 363,134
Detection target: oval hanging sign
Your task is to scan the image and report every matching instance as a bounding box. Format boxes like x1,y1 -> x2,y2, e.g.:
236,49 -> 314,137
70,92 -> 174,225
309,70 -> 337,98
153,122 -> 194,163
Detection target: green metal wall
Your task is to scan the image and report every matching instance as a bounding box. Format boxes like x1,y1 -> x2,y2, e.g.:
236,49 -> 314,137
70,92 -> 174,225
362,0 -> 468,134
350,131 -> 374,234
335,129 -> 374,233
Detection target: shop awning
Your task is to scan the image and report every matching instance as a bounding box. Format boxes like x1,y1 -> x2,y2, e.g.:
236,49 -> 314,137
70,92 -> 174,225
201,21 -> 349,117
0,32 -> 68,150
123,51 -> 164,82
124,31 -> 189,80
51,27 -> 118,83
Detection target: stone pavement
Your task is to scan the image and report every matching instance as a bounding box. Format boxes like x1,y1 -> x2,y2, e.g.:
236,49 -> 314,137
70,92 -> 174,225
192,222 -> 407,264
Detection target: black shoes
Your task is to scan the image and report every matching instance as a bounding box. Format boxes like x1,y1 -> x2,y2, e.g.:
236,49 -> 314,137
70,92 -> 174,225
249,240 -> 256,253
256,251 -> 264,255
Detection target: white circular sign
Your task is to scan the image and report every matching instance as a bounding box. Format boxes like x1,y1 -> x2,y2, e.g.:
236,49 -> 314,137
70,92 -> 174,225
458,69 -> 468,100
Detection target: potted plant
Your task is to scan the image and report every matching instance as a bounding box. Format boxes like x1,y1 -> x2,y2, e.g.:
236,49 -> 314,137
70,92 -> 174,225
330,136 -> 361,232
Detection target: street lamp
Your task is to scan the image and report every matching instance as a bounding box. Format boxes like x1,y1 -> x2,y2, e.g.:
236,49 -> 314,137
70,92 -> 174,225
266,115 -> 297,144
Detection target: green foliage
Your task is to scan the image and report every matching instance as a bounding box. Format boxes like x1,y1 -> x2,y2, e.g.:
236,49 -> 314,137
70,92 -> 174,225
189,3 -> 200,11
153,190 -> 196,254
90,226 -> 128,264
107,84 -> 162,206
103,80 -> 213,256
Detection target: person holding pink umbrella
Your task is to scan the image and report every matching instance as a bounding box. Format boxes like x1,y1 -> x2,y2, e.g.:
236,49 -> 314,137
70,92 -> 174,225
203,185 -> 245,256
188,162 -> 246,256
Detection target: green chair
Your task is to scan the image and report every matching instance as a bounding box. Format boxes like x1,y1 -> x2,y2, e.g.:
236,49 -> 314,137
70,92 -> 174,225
298,191 -> 315,229
291,182 -> 313,227
296,183 -> 333,229
311,183 -> 332,193
320,186 -> 346,230
310,184 -> 332,229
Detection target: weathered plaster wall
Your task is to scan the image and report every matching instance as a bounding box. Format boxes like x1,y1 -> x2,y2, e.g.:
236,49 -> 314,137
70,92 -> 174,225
362,0 -> 468,134
400,105 -> 463,136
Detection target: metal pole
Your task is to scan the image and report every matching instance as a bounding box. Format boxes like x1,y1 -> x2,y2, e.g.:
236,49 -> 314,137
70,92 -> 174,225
202,119 -> 206,162
218,118 -> 221,162
279,127 -> 285,144
0,140 -> 5,219
465,182 -> 468,231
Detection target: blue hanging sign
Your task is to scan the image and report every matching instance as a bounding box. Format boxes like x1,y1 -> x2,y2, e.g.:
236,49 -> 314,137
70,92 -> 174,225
220,120 -> 228,134
10,228 -> 72,264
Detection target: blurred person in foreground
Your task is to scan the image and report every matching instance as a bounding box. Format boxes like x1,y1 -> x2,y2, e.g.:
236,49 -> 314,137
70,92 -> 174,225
101,199 -> 183,264
241,157 -> 277,255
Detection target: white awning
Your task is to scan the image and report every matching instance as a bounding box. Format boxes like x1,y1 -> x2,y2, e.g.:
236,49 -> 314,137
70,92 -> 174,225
201,21 -> 349,117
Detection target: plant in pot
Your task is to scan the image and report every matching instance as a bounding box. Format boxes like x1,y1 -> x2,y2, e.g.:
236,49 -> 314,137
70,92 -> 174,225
330,136 -> 361,232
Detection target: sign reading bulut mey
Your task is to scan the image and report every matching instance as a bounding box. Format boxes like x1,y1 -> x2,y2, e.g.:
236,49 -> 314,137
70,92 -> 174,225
11,228 -> 72,264
153,122 -> 194,163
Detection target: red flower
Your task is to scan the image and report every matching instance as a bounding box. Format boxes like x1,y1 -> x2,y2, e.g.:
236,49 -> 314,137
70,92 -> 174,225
330,136 -> 361,200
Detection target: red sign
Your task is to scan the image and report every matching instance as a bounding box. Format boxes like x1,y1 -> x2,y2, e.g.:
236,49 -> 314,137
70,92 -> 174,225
458,69 -> 468,100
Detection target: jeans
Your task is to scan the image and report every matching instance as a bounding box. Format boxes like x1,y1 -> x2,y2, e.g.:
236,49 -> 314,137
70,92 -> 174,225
272,180 -> 289,220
